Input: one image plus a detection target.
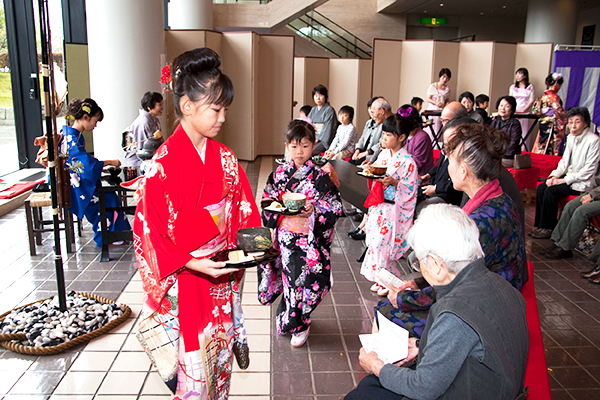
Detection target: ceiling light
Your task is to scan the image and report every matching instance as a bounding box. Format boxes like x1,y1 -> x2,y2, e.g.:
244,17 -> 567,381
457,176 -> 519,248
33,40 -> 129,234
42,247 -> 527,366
440,3 -> 444,6
480,12 -> 484,15
424,10 -> 428,13
502,5 -> 507,8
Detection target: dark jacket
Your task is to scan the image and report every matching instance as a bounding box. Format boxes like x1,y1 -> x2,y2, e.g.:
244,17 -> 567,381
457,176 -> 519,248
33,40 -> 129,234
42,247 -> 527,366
418,259 -> 529,399
427,153 -> 463,205
475,107 -> 491,125
491,116 -> 522,160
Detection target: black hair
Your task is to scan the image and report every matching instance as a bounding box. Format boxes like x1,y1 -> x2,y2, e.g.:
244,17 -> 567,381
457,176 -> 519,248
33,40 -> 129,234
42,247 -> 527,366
312,84 -> 328,102
172,48 -> 234,118
411,97 -> 424,106
367,96 -> 382,108
495,95 -> 518,118
515,67 -> 530,88
286,119 -> 316,144
65,98 -> 104,123
445,124 -> 509,183
459,91 -> 475,104
545,73 -> 564,88
398,103 -> 420,131
439,68 -> 452,79
475,94 -> 489,106
381,113 -> 412,147
567,107 -> 591,127
339,105 -> 354,122
299,105 -> 312,115
141,91 -> 163,112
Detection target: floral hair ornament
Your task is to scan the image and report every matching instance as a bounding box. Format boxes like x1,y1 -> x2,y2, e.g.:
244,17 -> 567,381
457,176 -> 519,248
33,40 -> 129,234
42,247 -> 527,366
160,65 -> 171,92
398,107 -> 413,117
81,103 -> 91,114
552,72 -> 562,81
65,115 -> 75,121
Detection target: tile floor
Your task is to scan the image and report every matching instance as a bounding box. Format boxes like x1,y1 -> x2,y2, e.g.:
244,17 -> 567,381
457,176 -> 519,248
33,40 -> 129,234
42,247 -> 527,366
0,156 -> 599,399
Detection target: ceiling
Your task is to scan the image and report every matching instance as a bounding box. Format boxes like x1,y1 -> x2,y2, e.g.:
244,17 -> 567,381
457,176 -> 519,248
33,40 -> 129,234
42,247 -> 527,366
380,0 -> 597,18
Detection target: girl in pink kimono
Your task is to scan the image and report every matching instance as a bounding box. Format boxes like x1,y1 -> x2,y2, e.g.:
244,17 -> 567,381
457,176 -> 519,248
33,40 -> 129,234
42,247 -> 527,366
361,110 -> 419,296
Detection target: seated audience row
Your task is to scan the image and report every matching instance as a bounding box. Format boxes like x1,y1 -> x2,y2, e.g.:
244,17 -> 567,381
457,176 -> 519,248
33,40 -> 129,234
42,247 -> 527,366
346,204 -> 529,400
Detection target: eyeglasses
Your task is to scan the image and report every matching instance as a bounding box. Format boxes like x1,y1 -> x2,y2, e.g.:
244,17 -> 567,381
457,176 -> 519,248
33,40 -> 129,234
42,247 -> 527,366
414,256 -> 428,272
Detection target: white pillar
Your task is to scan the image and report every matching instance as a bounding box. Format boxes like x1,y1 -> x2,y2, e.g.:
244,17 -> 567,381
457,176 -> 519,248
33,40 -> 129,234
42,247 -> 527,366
168,0 -> 213,30
85,0 -> 164,163
524,0 -> 579,45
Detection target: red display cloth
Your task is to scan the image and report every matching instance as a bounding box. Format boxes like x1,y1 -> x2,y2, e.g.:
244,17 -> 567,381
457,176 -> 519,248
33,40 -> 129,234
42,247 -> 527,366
0,178 -> 45,199
522,261 -> 552,400
526,152 -> 562,180
558,195 -> 579,209
432,149 -> 441,166
509,167 -> 541,191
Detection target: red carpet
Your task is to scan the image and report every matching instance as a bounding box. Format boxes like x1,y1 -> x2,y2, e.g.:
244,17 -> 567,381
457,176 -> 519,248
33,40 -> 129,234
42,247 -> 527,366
522,260 -> 552,400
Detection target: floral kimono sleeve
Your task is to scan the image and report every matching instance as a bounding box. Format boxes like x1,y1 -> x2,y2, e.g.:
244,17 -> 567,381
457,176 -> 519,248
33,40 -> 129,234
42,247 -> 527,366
134,161 -> 193,285
312,173 -> 342,233
393,157 -> 418,209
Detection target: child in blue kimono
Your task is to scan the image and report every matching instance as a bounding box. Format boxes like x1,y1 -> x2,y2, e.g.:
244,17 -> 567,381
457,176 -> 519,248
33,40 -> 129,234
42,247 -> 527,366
60,98 -> 130,246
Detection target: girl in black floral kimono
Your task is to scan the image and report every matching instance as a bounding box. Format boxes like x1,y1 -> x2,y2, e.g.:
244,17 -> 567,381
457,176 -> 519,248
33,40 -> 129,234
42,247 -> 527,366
258,120 -> 342,347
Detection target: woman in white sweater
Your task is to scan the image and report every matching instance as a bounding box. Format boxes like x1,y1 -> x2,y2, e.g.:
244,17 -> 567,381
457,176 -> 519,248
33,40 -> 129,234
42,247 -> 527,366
530,107 -> 600,239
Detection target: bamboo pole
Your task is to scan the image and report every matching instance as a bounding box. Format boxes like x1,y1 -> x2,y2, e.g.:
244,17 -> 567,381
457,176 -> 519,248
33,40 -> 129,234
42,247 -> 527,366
38,0 -> 67,312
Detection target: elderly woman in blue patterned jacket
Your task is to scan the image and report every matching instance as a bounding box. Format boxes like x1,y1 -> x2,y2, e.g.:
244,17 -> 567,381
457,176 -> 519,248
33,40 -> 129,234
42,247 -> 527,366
345,204 -> 529,400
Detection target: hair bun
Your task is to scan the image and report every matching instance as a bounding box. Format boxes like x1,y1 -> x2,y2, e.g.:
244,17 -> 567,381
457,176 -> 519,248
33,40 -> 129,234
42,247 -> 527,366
174,48 -> 221,77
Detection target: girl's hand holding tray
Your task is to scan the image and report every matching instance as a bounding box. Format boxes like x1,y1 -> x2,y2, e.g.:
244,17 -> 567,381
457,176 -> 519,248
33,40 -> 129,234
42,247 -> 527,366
210,248 -> 280,269
261,198 -> 302,216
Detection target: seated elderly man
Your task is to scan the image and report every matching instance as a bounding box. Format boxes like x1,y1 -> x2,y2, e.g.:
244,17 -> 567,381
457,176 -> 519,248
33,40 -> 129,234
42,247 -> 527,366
530,107 -> 600,239
540,186 -> 600,260
417,101 -> 467,212
345,204 -> 529,400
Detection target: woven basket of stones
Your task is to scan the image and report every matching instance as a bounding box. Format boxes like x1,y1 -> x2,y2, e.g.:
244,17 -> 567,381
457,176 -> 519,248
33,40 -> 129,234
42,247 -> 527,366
0,291 -> 131,355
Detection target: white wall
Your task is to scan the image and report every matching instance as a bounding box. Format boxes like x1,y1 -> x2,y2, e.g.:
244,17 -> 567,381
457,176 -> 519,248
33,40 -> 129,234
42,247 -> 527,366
576,6 -> 600,46
86,0 -> 164,163
525,0 -> 579,45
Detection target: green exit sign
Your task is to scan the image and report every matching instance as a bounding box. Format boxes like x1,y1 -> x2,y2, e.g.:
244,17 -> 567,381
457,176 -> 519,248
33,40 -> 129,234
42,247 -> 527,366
420,17 -> 448,26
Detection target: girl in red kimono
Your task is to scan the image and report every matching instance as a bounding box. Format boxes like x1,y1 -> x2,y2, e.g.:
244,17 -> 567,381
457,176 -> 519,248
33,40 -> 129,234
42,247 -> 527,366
134,48 -> 260,400
533,73 -> 567,155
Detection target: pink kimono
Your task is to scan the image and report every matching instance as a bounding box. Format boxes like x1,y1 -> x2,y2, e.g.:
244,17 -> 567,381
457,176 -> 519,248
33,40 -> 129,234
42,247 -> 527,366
361,147 -> 418,282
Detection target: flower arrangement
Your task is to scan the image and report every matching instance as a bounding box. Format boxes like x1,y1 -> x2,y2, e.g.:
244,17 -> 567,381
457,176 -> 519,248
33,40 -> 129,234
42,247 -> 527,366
160,65 -> 171,92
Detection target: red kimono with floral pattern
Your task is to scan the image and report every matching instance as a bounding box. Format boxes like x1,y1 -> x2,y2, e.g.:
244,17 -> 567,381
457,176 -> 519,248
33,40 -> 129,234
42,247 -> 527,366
133,124 -> 260,399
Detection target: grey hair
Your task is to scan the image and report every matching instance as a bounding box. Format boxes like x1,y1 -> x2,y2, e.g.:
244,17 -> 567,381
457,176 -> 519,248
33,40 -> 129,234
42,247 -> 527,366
372,98 -> 392,112
407,204 -> 484,274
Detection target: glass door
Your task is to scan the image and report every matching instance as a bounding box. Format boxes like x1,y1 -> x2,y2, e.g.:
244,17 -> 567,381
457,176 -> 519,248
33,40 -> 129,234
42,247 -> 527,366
0,1 -> 19,176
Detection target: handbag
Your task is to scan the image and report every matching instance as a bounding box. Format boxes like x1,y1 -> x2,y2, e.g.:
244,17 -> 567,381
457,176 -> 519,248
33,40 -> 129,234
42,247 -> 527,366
514,153 -> 532,170
233,339 -> 250,370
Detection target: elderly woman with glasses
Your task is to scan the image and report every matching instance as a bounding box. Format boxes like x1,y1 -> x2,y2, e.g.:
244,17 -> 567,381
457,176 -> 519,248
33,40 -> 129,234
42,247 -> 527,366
345,204 -> 529,400
375,123 -> 527,339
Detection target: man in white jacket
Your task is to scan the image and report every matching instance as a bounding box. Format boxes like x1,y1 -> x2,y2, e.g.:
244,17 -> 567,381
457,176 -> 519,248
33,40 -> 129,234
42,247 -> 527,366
530,107 -> 600,239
